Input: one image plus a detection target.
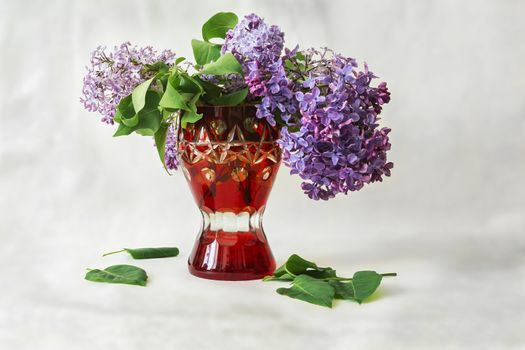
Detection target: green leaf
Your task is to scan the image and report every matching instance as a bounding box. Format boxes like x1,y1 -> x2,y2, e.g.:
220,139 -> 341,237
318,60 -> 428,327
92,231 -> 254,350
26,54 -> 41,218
304,266 -> 338,279
144,61 -> 169,75
117,95 -> 135,118
328,281 -> 355,300
352,271 -> 383,303
159,81 -> 190,111
135,92 -> 162,134
192,39 -> 221,65
262,273 -> 294,282
85,265 -> 148,286
179,73 -> 203,94
200,53 -> 243,75
135,128 -> 155,136
103,247 -> 179,259
113,91 -> 162,137
115,95 -> 138,127
263,254 -> 396,308
194,76 -> 222,100
209,88 -> 248,106
175,57 -> 186,65
154,123 -> 169,171
283,254 -> 318,276
180,93 -> 203,127
113,123 -> 133,137
132,77 -> 154,113
276,275 -> 335,308
273,264 -> 288,277
202,12 -> 238,42
121,112 -> 139,128
180,109 -> 202,128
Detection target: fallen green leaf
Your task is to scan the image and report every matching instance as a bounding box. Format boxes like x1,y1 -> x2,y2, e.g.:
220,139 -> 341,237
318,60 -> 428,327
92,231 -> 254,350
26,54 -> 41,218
328,280 -> 355,300
103,247 -> 180,259
85,265 -> 148,286
264,254 -> 397,307
352,271 -> 383,303
276,275 -> 335,308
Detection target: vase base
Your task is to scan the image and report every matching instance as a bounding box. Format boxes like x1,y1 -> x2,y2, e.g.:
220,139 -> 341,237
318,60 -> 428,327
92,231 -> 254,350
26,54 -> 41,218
187,230 -> 276,281
188,266 -> 274,281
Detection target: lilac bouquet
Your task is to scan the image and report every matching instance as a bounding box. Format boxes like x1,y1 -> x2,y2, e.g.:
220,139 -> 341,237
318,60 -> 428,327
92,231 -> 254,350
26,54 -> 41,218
81,12 -> 393,200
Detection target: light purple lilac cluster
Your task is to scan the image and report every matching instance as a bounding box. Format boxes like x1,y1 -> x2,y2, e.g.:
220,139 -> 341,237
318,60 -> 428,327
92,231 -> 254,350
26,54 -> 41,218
280,49 -> 392,200
80,42 -> 176,124
80,42 -> 179,170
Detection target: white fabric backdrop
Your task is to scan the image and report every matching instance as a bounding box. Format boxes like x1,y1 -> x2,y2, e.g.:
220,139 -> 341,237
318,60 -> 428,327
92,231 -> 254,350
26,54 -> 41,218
1,0 -> 524,349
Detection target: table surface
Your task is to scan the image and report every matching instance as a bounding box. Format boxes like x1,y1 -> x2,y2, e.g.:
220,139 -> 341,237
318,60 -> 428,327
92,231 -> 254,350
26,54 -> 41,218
1,182 -> 524,350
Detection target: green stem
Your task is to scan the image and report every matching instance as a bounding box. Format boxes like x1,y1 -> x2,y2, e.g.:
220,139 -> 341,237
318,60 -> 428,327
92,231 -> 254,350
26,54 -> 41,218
325,277 -> 353,281
381,273 -> 397,277
102,249 -> 126,257
325,272 -> 397,281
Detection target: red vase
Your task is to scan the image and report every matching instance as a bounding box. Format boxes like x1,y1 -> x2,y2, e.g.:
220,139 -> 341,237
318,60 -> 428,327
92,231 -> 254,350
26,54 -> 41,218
178,106 -> 281,280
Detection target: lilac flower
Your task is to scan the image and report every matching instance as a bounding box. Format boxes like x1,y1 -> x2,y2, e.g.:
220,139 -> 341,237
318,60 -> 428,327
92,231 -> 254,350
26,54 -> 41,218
80,42 -> 176,124
164,124 -> 179,171
222,14 -> 296,125
295,87 -> 325,114
279,48 -> 393,200
222,13 -> 284,72
254,60 -> 298,126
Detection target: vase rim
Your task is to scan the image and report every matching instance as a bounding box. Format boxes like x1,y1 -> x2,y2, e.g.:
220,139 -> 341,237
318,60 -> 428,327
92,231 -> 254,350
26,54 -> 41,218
197,103 -> 257,109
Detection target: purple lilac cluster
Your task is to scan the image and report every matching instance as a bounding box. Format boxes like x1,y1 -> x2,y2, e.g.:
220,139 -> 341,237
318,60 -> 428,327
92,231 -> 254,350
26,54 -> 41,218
222,14 -> 297,125
80,42 -> 176,124
280,48 -> 392,200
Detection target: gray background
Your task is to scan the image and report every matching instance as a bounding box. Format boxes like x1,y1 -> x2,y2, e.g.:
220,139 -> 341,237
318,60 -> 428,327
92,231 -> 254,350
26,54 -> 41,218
1,0 -> 524,349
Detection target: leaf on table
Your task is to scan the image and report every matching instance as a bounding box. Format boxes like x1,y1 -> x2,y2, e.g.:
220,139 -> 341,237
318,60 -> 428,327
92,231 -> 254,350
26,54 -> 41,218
328,280 -> 355,300
283,254 -> 318,276
263,254 -> 396,308
276,275 -> 335,308
85,265 -> 148,286
352,271 -> 383,303
103,247 -> 179,259
262,273 -> 294,282
304,266 -> 338,279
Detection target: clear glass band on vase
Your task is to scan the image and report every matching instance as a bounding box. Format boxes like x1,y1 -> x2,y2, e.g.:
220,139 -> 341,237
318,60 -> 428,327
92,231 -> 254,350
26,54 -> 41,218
178,105 -> 281,280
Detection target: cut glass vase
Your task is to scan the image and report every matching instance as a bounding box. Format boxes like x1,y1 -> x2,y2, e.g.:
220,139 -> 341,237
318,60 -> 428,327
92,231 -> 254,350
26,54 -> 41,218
178,106 -> 281,280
